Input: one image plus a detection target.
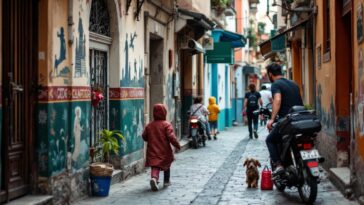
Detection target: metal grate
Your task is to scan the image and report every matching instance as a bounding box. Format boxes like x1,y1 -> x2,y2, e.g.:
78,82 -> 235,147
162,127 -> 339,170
89,0 -> 110,37
90,50 -> 108,148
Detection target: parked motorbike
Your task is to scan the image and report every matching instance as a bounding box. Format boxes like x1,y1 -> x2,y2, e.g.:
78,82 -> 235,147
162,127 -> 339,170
253,104 -> 272,120
261,105 -> 324,205
187,113 -> 207,149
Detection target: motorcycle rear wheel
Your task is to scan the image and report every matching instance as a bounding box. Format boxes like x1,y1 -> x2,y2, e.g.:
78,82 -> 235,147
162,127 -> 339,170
298,167 -> 318,205
270,161 -> 286,192
274,180 -> 286,192
192,136 -> 198,149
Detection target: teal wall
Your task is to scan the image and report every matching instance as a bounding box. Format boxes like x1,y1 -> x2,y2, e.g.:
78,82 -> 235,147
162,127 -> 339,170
37,101 -> 91,177
109,99 -> 144,156
217,108 -> 233,131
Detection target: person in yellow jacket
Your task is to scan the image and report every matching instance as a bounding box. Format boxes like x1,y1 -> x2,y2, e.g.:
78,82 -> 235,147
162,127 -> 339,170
207,96 -> 220,140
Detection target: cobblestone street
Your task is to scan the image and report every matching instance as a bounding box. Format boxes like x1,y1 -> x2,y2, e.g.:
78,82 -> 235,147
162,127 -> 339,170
75,126 -> 358,205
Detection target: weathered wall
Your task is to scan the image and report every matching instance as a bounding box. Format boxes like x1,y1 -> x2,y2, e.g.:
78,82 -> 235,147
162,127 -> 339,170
177,0 -> 210,17
353,0 -> 364,197
315,0 -> 338,169
36,0 -> 92,203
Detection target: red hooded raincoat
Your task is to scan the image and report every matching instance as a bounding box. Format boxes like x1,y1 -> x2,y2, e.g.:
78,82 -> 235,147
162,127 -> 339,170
142,104 -> 181,170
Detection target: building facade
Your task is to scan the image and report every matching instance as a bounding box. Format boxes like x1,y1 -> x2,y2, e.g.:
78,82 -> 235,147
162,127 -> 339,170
0,0 -> 215,204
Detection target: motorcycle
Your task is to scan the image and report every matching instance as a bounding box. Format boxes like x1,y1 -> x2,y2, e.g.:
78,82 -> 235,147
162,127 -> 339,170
259,105 -> 324,205
188,114 -> 207,149
253,104 -> 272,120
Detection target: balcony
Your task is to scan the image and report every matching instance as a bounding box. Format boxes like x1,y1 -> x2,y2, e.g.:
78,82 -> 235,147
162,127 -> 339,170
290,0 -> 310,9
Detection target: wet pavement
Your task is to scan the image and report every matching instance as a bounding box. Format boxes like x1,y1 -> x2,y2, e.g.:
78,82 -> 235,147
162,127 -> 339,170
74,126 -> 358,205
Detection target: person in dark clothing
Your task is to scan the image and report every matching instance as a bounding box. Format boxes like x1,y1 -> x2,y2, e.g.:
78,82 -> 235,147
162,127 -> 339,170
244,84 -> 263,139
265,63 -> 303,174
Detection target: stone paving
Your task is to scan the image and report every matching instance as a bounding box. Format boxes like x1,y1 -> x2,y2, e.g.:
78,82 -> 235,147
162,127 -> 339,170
74,126 -> 358,205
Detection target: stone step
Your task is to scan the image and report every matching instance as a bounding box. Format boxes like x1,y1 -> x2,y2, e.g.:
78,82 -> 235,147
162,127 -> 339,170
111,169 -> 122,185
5,195 -> 53,205
329,167 -> 351,197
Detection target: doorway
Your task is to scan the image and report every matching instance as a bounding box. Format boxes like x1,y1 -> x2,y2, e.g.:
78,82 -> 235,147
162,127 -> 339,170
89,49 -> 109,147
335,10 -> 353,167
149,35 -> 164,121
1,0 -> 38,202
89,0 -> 111,150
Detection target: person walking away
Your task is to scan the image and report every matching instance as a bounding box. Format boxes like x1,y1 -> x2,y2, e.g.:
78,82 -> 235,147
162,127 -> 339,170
142,104 -> 181,191
265,63 -> 303,174
259,85 -> 272,126
244,84 -> 263,139
207,96 -> 220,140
189,96 -> 211,140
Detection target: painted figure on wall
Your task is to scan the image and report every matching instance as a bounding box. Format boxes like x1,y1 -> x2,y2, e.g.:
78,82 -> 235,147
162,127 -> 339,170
130,32 -> 137,51
54,27 -> 66,76
72,106 -> 83,161
121,33 -> 144,87
75,16 -> 87,78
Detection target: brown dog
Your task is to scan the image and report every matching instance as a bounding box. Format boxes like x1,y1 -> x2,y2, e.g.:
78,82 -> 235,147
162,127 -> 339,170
243,158 -> 261,188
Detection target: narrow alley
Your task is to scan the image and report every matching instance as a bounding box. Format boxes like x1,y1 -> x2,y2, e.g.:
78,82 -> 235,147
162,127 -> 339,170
74,127 -> 356,205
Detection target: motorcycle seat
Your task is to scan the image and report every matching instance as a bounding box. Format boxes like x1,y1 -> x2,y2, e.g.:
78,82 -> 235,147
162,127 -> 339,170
288,106 -> 306,113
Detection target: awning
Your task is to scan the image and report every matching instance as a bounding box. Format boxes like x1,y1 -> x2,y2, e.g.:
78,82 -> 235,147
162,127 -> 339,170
212,29 -> 247,48
259,16 -> 311,59
243,66 -> 260,75
206,29 -> 246,64
176,8 -> 216,39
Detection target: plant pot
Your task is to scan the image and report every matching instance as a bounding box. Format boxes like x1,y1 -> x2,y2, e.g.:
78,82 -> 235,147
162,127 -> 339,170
90,162 -> 113,177
90,175 -> 111,196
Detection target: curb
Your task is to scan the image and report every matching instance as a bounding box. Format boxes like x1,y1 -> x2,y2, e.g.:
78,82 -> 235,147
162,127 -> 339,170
179,139 -> 190,153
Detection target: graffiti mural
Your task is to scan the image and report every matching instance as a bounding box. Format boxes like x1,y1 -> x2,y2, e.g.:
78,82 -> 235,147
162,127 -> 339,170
37,86 -> 91,176
316,84 -> 336,134
120,33 -> 144,87
75,17 -> 87,78
109,99 -> 144,156
109,31 -> 145,157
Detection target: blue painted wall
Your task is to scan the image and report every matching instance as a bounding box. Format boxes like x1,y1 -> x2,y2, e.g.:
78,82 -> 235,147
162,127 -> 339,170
110,99 -> 144,156
37,101 -> 91,177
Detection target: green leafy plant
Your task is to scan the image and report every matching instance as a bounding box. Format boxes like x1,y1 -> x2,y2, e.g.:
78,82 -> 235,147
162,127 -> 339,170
96,129 -> 125,162
211,0 -> 230,8
304,104 -> 314,110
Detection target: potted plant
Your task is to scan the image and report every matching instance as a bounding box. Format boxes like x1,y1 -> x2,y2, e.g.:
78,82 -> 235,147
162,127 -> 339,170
89,129 -> 125,196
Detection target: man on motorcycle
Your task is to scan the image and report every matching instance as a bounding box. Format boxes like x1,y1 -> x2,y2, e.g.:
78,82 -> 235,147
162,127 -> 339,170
189,96 -> 211,140
266,63 -> 303,174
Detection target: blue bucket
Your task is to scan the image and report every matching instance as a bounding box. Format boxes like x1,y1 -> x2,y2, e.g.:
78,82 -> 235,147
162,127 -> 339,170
90,175 -> 111,196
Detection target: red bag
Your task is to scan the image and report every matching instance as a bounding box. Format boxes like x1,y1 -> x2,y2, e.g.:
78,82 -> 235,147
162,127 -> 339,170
261,166 -> 273,190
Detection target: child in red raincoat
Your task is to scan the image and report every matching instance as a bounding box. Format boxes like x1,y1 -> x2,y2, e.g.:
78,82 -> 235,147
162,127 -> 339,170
142,104 -> 181,191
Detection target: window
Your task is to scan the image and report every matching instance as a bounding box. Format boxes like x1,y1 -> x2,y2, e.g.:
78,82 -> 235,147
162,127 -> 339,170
323,0 -> 331,61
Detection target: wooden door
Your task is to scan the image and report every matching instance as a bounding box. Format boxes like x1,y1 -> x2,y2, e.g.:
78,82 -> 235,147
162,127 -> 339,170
1,0 -> 37,202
